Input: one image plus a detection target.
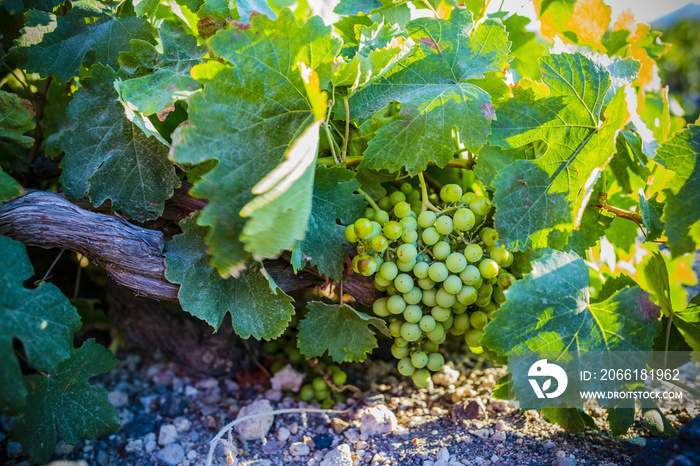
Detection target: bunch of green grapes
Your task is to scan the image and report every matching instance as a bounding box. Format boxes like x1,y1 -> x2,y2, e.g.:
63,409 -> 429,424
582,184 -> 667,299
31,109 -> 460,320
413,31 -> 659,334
346,182 -> 516,388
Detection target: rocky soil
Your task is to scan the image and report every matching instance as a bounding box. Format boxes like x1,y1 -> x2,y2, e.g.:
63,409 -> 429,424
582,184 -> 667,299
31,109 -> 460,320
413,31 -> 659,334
1,343 -> 698,466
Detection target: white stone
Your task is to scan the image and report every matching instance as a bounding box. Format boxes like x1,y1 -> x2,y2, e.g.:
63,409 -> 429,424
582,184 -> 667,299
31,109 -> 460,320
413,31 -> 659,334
277,427 -> 291,442
158,424 -> 178,445
436,447 -> 450,462
432,366 -> 460,387
359,405 -> 398,436
173,417 -> 191,433
320,444 -> 353,466
144,433 -> 157,453
423,461 -> 435,466
270,364 -> 306,392
343,428 -> 360,443
289,442 -> 311,456
492,431 -> 506,442
124,439 -> 143,453
473,429 -> 490,441
107,390 -> 129,409
186,449 -> 198,460
234,399 -> 275,441
265,389 -> 283,402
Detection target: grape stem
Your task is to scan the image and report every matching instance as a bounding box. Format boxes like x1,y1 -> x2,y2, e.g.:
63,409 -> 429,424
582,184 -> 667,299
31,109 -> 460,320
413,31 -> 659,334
357,188 -> 381,212
418,173 -> 440,213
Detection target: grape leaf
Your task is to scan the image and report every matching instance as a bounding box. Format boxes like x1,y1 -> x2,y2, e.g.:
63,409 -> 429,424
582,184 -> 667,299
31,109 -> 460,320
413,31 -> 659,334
347,9 -> 509,174
8,340 -> 120,465
171,10 -> 340,276
653,124 -> 700,256
607,407 -> 635,438
116,19 -> 206,116
0,235 -> 81,413
562,208 -> 613,257
475,144 -> 523,188
642,404 -> 677,436
334,0 -> 382,15
638,191 -> 664,243
197,0 -> 230,21
0,90 -> 35,148
298,301 -> 389,362
0,170 -> 23,201
490,53 -> 638,251
503,14 -> 548,80
672,292 -> 700,350
542,407 -> 597,434
58,65 -> 179,221
133,0 -> 160,17
482,249 -> 660,355
290,166 -> 366,281
7,1 -> 155,82
332,22 -> 414,95
164,216 -> 295,340
233,0 -> 277,23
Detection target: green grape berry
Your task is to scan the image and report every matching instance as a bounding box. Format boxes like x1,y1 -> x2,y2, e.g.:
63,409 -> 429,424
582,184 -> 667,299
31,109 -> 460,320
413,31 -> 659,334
403,287 -> 423,305
464,244 -> 483,262
403,304 -> 423,323
432,241 -> 451,260
426,353 -> 445,372
469,196 -> 491,216
418,211 -> 437,229
389,191 -> 406,206
479,258 -> 499,279
419,314 -> 437,332
453,208 -> 476,231
398,357 -> 415,376
452,313 -> 470,333
392,343 -> 410,359
435,216 -> 454,236
371,235 -> 388,253
394,201 -> 412,218
411,351 -> 429,369
440,184 -> 463,203
397,258 -> 416,272
456,285 -> 478,305
442,275 -> 463,295
387,295 -> 406,314
400,182 -> 413,195
379,261 -> 398,281
428,262 -> 449,282
400,217 -> 418,231
464,328 -> 484,347
353,218 -> 373,239
421,288 -> 437,307
389,320 -> 403,337
446,252 -> 467,273
345,225 -> 358,242
470,310 -> 488,329
373,297 -> 390,317
459,265 -> 481,286
412,369 -> 431,388
497,272 -> 516,290
357,255 -> 377,276
300,384 -> 315,402
332,370 -> 347,386
312,376 -> 327,392
397,243 -> 418,262
413,261 -> 430,279
401,229 -> 418,244
417,277 -> 436,290
394,273 -> 414,293
378,197 -> 392,211
374,210 -> 390,225
479,227 -> 498,247
489,247 -> 511,266
383,221 -> 402,240
400,322 -> 422,341
492,286 -> 507,304
431,305 -> 451,322
422,227 -> 440,245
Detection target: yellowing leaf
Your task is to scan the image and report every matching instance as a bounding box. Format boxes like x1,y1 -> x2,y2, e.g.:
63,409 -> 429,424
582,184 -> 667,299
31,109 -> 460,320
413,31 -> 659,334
567,0 -> 610,51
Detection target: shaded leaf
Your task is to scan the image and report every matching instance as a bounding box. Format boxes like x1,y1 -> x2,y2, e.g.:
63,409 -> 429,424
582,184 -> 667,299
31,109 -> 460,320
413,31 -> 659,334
298,301 -> 389,362
171,10 -> 340,276
563,208 -> 614,257
0,170 -> 23,201
58,65 -> 179,221
607,407 -> 635,438
673,292 -> 700,350
8,340 -> 120,465
334,0 -> 382,15
482,249 -> 660,355
490,53 -> 636,250
0,235 -> 81,413
164,216 -> 294,340
234,0 -> 277,23
653,124 -> 700,256
638,190 -> 664,242
348,9 -> 509,174
8,2 -> 155,82
0,90 -> 34,148
542,407 -> 597,434
117,19 -> 207,115
290,166 -> 366,281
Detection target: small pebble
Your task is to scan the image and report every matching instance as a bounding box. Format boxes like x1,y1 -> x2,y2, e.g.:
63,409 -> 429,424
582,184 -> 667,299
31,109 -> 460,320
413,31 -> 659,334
290,441 -> 311,456
277,426 -> 291,442
173,417 -> 191,433
107,390 -> 129,408
187,449 -> 198,460
124,439 -> 143,453
313,433 -> 333,449
156,444 -> 186,466
158,424 -> 178,445
492,431 -> 507,442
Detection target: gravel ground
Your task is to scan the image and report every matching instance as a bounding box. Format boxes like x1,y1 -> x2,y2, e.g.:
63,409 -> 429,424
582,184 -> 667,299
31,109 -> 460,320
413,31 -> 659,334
1,343 -> 698,466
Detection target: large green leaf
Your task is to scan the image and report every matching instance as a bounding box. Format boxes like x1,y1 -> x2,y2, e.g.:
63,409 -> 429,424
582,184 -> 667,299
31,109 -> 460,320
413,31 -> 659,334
58,65 -> 179,221
171,10 -> 340,276
0,170 -> 23,201
164,216 -> 295,340
234,0 -> 277,23
638,191 -> 664,243
541,407 -> 597,434
607,407 -> 635,438
562,208 -> 613,258
653,124 -> 700,256
8,340 -> 121,465
0,90 -> 35,148
298,301 -> 389,362
489,53 -> 639,250
482,249 -> 660,355
334,0 -> 382,15
290,166 -> 366,281
503,14 -> 547,80
7,1 -> 155,82
117,20 -> 207,116
347,9 -> 510,174
0,235 -> 81,413
673,292 -> 700,350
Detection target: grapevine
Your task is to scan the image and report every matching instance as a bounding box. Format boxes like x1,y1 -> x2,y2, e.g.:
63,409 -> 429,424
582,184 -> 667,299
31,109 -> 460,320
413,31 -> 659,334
0,0 -> 698,463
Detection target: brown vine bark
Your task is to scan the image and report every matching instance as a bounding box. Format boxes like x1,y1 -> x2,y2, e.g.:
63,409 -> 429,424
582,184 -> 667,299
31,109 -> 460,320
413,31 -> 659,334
0,190 -> 381,305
